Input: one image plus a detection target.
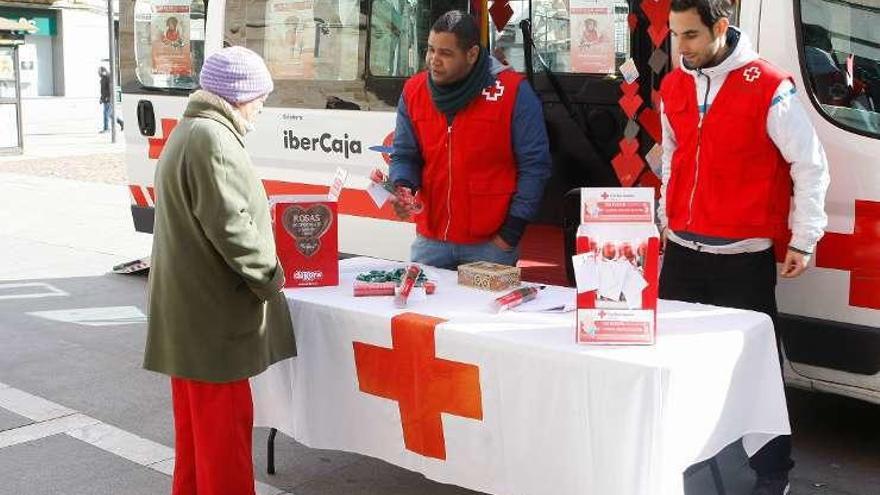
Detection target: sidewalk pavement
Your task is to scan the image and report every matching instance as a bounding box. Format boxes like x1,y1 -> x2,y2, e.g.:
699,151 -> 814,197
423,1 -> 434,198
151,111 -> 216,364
0,132 -> 125,163
0,133 -> 127,185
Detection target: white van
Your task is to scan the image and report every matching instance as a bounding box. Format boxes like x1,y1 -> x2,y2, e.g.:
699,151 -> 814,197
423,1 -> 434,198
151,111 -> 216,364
119,0 -> 880,402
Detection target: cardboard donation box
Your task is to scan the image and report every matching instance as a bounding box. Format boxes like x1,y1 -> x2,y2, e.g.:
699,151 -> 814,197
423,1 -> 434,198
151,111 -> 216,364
574,188 -> 660,345
272,195 -> 339,288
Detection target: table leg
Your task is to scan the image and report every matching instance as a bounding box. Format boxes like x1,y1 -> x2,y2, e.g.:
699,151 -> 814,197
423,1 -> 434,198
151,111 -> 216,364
267,428 -> 278,475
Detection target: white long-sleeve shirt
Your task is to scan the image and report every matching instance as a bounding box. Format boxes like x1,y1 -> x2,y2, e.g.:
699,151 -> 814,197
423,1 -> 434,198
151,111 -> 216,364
657,27 -> 830,254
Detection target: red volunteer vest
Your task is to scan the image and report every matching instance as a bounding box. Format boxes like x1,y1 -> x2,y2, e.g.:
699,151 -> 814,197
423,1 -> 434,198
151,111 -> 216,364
661,59 -> 794,239
402,69 -> 523,244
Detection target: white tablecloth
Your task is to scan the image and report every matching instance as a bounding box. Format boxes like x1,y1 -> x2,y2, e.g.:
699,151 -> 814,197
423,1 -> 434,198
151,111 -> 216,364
252,257 -> 790,495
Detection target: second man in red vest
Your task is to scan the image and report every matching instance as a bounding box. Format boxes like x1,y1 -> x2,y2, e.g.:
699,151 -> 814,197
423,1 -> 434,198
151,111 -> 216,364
659,1 -> 830,494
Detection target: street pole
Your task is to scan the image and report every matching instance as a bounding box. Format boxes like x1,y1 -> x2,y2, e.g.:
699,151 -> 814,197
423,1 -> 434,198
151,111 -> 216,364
107,0 -> 118,143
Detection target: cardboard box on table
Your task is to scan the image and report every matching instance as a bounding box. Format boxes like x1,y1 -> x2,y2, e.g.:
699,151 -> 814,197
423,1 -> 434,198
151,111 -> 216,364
575,188 -> 660,345
272,195 -> 339,288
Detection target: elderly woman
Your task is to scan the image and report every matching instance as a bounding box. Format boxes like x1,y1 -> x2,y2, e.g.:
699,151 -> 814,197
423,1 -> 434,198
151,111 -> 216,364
143,46 -> 296,495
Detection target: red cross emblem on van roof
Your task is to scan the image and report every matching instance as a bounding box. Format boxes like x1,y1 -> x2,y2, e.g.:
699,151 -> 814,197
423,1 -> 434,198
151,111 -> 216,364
815,200 -> 880,310
352,313 -> 483,460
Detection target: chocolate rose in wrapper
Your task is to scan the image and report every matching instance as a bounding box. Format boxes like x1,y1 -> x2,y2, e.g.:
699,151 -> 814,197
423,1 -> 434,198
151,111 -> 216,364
369,167 -> 423,214
394,264 -> 423,308
392,185 -> 423,214
492,285 -> 545,312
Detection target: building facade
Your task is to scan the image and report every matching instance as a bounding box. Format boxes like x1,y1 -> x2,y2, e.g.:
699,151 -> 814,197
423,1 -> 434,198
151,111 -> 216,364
0,0 -> 117,134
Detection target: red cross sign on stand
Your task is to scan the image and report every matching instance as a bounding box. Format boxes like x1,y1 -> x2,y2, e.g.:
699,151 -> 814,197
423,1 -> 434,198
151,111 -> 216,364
353,313 -> 483,460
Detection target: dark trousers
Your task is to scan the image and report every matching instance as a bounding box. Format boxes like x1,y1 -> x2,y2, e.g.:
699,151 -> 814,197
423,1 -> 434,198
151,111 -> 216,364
659,241 -> 794,478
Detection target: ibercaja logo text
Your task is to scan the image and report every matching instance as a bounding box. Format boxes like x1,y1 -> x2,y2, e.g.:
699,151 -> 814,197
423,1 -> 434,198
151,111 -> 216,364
282,130 -> 363,159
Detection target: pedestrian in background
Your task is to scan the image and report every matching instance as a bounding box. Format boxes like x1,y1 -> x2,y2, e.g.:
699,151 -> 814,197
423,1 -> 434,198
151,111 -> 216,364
98,67 -> 111,133
143,46 -> 296,495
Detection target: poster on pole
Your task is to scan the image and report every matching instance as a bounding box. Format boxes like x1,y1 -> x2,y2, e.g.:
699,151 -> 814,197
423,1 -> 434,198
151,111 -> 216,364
265,0 -> 317,80
151,0 -> 193,76
570,0 -> 615,74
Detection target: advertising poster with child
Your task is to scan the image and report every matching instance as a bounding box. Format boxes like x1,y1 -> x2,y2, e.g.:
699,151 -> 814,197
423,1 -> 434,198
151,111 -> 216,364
569,0 -> 615,74
151,0 -> 193,76
265,0 -> 317,80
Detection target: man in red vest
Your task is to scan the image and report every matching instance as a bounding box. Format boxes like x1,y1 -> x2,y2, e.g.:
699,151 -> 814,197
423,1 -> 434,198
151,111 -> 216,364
390,10 -> 551,269
659,1 -> 830,494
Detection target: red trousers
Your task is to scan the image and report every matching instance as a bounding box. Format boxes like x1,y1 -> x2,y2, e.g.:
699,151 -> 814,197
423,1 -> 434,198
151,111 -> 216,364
171,377 -> 255,495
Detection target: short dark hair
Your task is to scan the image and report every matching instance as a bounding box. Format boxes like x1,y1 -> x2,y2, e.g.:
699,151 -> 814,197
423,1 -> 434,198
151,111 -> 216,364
671,0 -> 733,29
431,10 -> 480,51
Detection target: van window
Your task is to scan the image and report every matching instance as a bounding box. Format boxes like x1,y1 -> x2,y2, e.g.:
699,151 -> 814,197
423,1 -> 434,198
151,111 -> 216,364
367,0 -> 470,78
133,0 -> 206,90
527,0 -> 630,74
244,0 -> 361,81
798,0 -> 880,137
489,0 -> 529,72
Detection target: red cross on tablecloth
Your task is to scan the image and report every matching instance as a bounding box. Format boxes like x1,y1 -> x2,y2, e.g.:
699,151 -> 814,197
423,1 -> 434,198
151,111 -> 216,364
352,313 -> 483,460
815,200 -> 880,310
148,118 -> 179,159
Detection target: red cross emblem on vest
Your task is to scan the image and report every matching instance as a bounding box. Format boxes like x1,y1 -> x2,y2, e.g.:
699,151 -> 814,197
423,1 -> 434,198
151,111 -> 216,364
481,80 -> 506,102
148,118 -> 179,159
352,313 -> 483,460
815,199 -> 880,310
744,66 -> 762,83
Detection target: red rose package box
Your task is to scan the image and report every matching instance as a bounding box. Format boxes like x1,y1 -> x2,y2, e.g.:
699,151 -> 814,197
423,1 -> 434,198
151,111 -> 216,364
272,195 -> 339,288
574,188 -> 660,345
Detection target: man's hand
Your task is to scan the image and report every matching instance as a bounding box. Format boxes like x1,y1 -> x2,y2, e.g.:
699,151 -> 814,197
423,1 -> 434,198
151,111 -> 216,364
491,234 -> 513,252
780,248 -> 811,278
660,227 -> 668,252
390,186 -> 416,220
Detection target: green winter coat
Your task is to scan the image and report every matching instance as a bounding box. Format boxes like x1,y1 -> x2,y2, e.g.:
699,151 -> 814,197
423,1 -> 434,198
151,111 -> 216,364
144,90 -> 296,383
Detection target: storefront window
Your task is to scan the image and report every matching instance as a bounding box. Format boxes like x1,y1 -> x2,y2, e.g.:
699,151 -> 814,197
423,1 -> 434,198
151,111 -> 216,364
133,0 -> 206,90
0,8 -> 58,96
0,48 -> 16,99
798,0 -> 880,137
367,0 -> 470,78
245,0 -> 361,81
0,103 -> 18,148
529,0 -> 630,74
0,46 -> 19,150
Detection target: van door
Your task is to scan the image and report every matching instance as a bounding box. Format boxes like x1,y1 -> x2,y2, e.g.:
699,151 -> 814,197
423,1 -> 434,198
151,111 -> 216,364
488,0 -> 671,284
759,0 -> 880,400
119,0 -> 213,233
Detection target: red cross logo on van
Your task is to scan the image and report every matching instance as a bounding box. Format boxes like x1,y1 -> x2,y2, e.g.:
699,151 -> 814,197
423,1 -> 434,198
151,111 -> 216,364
815,200 -> 880,310
744,66 -> 762,83
481,80 -> 506,102
148,119 -> 179,160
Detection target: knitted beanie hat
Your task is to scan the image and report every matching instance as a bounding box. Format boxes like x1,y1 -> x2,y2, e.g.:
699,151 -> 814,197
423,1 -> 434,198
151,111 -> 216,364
199,46 -> 274,104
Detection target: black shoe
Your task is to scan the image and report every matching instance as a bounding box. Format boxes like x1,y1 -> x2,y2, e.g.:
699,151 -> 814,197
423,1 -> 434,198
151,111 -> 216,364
751,477 -> 790,495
